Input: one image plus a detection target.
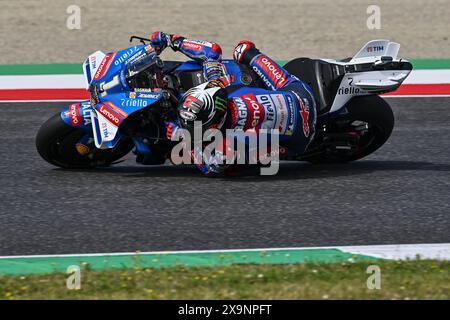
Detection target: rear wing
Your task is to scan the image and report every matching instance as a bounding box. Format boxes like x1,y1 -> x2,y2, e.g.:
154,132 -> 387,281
350,40 -> 401,62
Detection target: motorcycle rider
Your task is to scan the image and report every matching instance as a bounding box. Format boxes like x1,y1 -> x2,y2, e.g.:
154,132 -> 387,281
150,31 -> 317,176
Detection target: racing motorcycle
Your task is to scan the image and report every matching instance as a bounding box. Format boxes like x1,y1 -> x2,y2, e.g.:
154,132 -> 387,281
36,37 -> 412,169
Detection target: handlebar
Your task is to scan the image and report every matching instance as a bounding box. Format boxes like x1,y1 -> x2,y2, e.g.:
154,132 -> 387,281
129,35 -> 152,45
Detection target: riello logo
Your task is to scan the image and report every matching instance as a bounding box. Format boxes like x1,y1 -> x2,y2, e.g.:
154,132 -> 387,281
338,86 -> 360,95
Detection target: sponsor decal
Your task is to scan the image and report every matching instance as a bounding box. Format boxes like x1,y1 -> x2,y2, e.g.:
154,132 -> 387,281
242,94 -> 263,129
231,97 -> 248,129
128,51 -> 147,64
135,88 -> 154,92
114,47 -> 141,66
80,103 -> 92,125
120,98 -> 148,108
98,104 -> 121,126
229,100 -> 238,128
89,56 -> 97,70
68,104 -> 82,127
136,92 -> 161,99
298,99 -> 310,138
254,56 -> 288,89
129,92 -> 137,99
366,45 -> 384,53
285,95 -> 295,135
233,43 -> 246,62
252,65 -> 276,90
214,96 -> 227,112
101,121 -> 109,138
338,86 -> 361,95
93,52 -> 117,81
104,101 -> 128,118
181,41 -> 204,52
271,94 -> 289,134
338,77 -> 361,95
256,94 -> 276,130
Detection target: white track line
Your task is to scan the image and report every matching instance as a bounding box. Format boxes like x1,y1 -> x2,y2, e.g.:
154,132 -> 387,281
0,243 -> 449,260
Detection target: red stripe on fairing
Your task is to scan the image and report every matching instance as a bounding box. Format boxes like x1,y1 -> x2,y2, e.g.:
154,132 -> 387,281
383,84 -> 450,96
0,89 -> 89,100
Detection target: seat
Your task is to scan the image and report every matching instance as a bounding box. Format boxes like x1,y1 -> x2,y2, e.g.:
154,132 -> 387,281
283,58 -> 345,114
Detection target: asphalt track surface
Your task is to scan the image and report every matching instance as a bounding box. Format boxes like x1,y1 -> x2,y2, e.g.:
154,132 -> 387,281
0,98 -> 449,256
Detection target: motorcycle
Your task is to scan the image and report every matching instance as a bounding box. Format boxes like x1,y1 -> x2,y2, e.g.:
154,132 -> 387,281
36,37 -> 412,169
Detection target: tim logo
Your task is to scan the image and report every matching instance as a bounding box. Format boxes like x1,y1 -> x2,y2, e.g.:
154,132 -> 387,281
367,46 -> 384,53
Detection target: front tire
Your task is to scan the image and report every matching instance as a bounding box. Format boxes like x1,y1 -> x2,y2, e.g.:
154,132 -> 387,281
36,113 -> 133,168
305,95 -> 394,163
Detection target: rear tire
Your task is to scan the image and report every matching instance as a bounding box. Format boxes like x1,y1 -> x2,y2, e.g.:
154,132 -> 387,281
305,95 -> 394,163
36,113 -> 133,168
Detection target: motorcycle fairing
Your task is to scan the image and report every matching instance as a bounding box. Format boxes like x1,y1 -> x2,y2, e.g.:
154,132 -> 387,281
84,44 -> 148,95
83,51 -> 106,89
90,91 -> 164,149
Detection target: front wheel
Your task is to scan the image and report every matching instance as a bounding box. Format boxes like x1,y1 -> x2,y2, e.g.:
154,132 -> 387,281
36,113 -> 133,168
304,95 -> 394,163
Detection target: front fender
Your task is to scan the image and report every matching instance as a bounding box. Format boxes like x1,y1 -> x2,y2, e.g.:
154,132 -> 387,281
60,101 -> 93,133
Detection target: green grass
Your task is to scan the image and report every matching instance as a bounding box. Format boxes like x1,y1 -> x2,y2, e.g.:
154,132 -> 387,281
0,260 -> 448,299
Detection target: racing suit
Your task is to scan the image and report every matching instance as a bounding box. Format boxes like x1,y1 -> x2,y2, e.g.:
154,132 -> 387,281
152,33 -> 317,176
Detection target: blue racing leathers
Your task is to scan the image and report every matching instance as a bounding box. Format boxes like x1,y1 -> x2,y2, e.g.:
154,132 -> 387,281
194,49 -> 317,176
226,52 -> 317,156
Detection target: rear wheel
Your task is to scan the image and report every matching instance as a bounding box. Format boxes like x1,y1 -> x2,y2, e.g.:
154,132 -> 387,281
36,113 -> 133,168
304,95 -> 394,163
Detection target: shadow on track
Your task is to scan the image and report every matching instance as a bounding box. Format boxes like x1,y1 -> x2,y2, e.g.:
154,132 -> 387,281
51,160 -> 450,181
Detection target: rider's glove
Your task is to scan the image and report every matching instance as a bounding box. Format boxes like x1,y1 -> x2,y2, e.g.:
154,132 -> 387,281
150,31 -> 170,54
205,151 -> 228,176
191,138 -> 237,177
164,121 -> 180,140
233,40 -> 259,64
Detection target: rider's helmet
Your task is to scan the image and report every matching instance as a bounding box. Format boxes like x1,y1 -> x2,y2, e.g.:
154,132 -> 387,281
178,82 -> 228,134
